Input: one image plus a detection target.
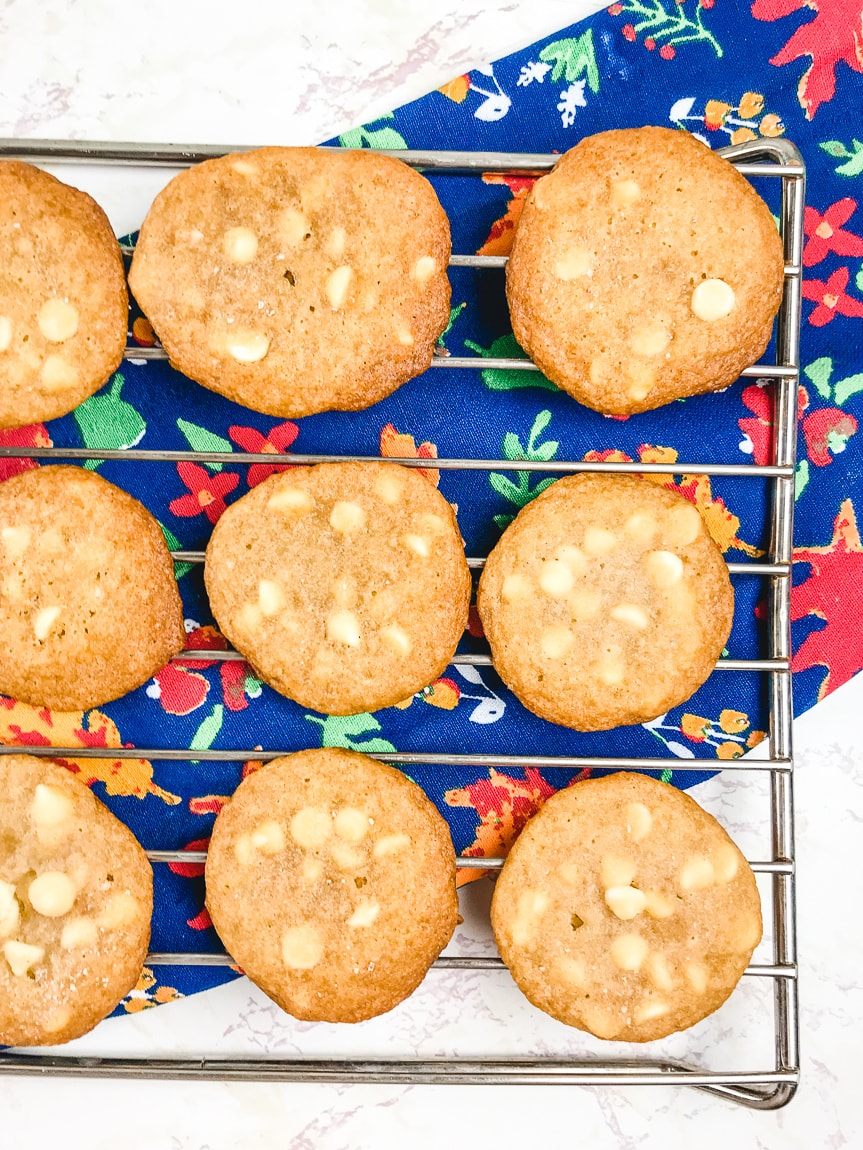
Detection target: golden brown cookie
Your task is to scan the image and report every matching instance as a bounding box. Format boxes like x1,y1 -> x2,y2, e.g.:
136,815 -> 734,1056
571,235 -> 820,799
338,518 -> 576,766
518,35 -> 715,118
0,753 -> 153,1046
477,474 -> 733,731
0,161 -> 128,430
205,748 -> 458,1022
0,466 -> 185,709
506,127 -> 784,415
129,147 -> 451,417
204,461 -> 471,715
491,772 -> 762,1042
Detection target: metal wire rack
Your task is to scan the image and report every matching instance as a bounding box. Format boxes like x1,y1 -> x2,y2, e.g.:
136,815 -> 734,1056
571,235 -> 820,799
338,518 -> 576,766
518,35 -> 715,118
0,136 -> 803,1107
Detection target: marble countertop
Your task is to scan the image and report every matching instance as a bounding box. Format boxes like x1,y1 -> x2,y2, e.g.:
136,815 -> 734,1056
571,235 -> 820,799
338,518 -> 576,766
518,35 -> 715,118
0,1 -> 860,1145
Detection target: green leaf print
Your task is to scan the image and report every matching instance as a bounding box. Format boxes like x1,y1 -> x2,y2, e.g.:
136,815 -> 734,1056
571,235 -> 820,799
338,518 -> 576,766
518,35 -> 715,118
489,410 -> 560,523
538,30 -> 601,91
794,459 -> 810,502
305,712 -> 397,754
338,113 -> 407,150
834,372 -> 863,406
176,419 -> 232,472
73,373 -> 146,470
189,704 -> 224,762
819,139 -> 863,178
464,333 -> 558,392
804,357 -> 834,400
158,522 -> 192,579
608,0 -> 722,58
439,302 -> 467,347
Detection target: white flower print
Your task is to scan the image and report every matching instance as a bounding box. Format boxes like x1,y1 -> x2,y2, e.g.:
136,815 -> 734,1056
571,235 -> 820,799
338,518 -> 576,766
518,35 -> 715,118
557,80 -> 587,128
517,60 -> 552,87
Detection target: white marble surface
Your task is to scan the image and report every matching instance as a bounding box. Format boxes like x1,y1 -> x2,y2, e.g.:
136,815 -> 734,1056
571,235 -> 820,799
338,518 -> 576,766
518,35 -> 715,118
0,0 -> 861,1145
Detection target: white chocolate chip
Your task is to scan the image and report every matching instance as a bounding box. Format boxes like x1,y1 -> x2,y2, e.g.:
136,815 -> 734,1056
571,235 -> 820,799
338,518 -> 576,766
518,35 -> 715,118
604,885 -> 646,920
373,833 -> 410,858
610,603 -> 649,630
420,513 -> 447,536
329,501 -> 367,535
381,624 -> 412,657
268,487 -> 314,514
223,226 -> 259,264
626,362 -> 656,402
302,857 -> 324,885
666,503 -> 702,547
601,855 -> 637,889
44,1006 -> 72,1033
684,960 -> 709,994
612,178 -> 640,206
326,265 -> 354,310
733,912 -> 762,953
41,354 -> 77,391
234,834 -> 253,865
32,605 -> 61,641
99,892 -> 140,929
237,603 -> 263,633
581,1006 -> 622,1040
630,321 -> 670,357
250,819 -> 285,856
540,624 -> 574,660
326,227 -> 347,259
61,916 -> 98,950
679,856 -> 715,892
556,545 -> 587,575
347,900 -> 380,928
511,889 -> 549,947
281,924 -> 323,970
691,278 -> 735,322
1,525 -> 31,558
538,558 -> 574,598
502,573 -> 531,602
556,862 -> 580,886
554,247 -> 592,280
226,330 -> 270,363
0,316 -> 12,352
257,580 -> 286,618
645,550 -> 684,588
0,881 -> 19,938
232,159 -> 258,176
397,326 -> 414,346
375,472 -> 403,505
29,871 -> 76,917
568,588 -> 602,622
596,658 -> 625,687
279,207 -> 310,246
625,802 -> 653,843
38,298 -> 79,343
646,951 -> 675,992
330,842 -> 364,871
327,608 -> 362,647
635,999 -> 670,1024
711,843 -> 740,884
413,256 -> 437,284
334,807 -> 369,843
554,956 -> 588,986
330,574 -> 358,609
4,939 -> 44,977
401,533 -> 430,558
644,890 -> 675,919
610,932 -> 649,971
624,512 -> 657,545
289,807 -> 331,849
583,526 -> 618,556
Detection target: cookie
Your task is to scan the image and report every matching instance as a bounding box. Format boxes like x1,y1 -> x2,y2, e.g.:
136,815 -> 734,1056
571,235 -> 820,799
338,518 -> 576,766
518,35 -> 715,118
0,466 -> 185,710
204,461 -> 471,715
0,161 -> 128,431
477,474 -> 733,731
0,753 -> 153,1046
129,147 -> 451,418
205,748 -> 458,1022
491,772 -> 762,1042
506,127 -> 785,415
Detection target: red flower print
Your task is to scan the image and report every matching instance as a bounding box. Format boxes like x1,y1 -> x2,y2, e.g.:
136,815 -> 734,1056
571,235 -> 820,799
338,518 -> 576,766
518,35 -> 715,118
803,199 -> 863,266
147,664 -> 210,716
228,422 -> 299,488
802,267 -> 863,326
0,424 -> 51,483
738,384 -> 774,465
169,462 -> 240,523
752,0 -> 863,119
802,407 -> 859,466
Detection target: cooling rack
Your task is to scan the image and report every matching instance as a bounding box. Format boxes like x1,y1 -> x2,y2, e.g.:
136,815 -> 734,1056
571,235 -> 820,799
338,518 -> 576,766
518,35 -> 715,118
0,135 -> 804,1108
